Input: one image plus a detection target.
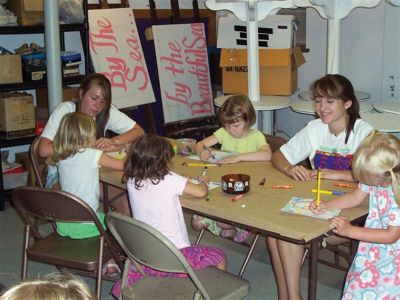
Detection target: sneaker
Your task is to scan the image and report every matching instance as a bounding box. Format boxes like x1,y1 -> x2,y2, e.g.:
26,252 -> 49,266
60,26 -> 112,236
233,230 -> 250,243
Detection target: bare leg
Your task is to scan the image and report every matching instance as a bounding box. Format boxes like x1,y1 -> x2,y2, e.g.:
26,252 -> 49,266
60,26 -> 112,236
277,240 -> 304,300
266,237 -> 289,300
191,215 -> 208,231
216,255 -> 227,271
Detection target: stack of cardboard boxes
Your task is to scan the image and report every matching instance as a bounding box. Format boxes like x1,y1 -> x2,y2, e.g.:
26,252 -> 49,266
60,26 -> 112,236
218,15 -> 305,96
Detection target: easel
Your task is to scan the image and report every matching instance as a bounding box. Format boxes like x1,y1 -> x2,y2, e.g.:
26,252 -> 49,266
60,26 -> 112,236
149,0 -> 219,140
90,0 -> 157,134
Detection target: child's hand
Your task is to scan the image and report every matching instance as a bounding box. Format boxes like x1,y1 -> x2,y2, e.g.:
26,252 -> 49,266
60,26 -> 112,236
287,165 -> 313,181
329,217 -> 352,237
198,175 -> 209,185
199,150 -> 211,162
310,200 -> 328,214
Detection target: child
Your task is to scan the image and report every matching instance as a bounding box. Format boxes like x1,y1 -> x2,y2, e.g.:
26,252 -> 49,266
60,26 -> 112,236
0,272 -> 96,300
311,130 -> 400,299
111,134 -> 226,298
192,94 -> 271,243
52,112 -> 124,239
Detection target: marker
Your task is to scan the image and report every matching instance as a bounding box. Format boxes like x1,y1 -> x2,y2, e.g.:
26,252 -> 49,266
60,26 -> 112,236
203,145 -> 216,160
259,177 -> 266,188
316,169 -> 321,206
201,166 -> 208,176
182,162 -> 221,167
311,189 -> 345,196
272,185 -> 294,189
334,183 -> 354,189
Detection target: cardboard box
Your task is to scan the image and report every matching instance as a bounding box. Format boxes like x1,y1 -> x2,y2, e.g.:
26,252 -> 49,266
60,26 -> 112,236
217,15 -> 297,49
7,0 -> 43,26
0,55 -> 23,84
36,87 -> 79,109
0,92 -> 35,139
220,47 -> 305,96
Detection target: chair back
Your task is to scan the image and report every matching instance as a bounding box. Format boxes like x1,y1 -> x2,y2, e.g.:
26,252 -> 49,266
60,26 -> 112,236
264,134 -> 287,153
106,212 -> 211,299
12,186 -> 106,239
29,136 -> 47,188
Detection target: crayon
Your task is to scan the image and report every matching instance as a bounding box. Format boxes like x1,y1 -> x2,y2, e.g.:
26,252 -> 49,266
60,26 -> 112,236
181,162 -> 221,167
334,183 -> 354,189
311,189 -> 345,196
272,185 -> 294,189
231,193 -> 245,202
316,169 -> 321,206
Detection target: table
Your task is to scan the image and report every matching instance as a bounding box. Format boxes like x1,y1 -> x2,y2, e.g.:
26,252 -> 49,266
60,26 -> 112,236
214,94 -> 290,134
100,156 -> 368,300
290,100 -> 373,115
373,101 -> 400,115
361,110 -> 400,133
298,90 -> 371,102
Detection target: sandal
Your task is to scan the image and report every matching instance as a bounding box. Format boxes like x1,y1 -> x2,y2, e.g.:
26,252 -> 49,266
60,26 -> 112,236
102,262 -> 121,277
233,230 -> 250,243
220,228 -> 235,238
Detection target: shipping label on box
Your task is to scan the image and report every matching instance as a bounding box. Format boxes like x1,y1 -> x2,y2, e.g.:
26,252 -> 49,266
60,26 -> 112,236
0,92 -> 35,139
217,15 -> 297,49
220,47 -> 305,96
0,55 -> 23,84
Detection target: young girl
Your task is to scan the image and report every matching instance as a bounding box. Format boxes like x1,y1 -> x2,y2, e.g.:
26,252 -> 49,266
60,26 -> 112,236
311,130 -> 400,299
192,94 -> 272,243
267,74 -> 374,300
52,112 -> 125,239
111,134 -> 226,298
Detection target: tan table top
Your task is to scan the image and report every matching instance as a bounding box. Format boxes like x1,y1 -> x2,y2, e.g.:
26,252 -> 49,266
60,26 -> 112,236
100,155 -> 368,244
373,101 -> 400,115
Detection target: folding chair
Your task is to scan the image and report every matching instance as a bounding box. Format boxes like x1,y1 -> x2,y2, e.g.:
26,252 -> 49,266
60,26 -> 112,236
11,186 -> 125,299
29,136 -> 47,188
106,212 -> 250,300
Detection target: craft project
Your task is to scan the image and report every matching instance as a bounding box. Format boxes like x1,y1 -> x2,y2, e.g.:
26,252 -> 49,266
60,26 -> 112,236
281,197 -> 341,220
189,178 -> 221,190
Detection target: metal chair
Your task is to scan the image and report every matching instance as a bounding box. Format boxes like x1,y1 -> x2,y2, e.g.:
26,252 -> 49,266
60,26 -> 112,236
106,212 -> 250,300
29,136 -> 47,188
11,186 -> 125,299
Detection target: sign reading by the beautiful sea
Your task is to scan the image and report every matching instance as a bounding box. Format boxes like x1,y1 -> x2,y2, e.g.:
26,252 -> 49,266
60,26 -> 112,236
153,23 -> 214,123
88,8 -> 155,108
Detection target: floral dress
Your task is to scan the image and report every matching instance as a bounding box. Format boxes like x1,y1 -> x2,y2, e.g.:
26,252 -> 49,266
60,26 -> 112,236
342,184 -> 400,300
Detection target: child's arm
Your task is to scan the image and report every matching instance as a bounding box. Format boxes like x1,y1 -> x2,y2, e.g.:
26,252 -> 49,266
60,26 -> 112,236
312,169 -> 355,182
310,188 -> 367,214
98,153 -> 125,170
183,178 -> 208,198
219,144 -> 272,164
272,149 -> 313,181
195,135 -> 219,161
330,219 -> 400,244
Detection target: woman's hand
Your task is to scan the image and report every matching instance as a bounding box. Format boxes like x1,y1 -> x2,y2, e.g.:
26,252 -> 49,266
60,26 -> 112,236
329,217 -> 352,237
286,165 -> 313,181
310,200 -> 328,214
95,138 -> 122,152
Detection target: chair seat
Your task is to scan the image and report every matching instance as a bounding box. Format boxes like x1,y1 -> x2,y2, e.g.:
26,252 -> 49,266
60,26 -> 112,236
27,232 -> 111,271
121,266 -> 250,300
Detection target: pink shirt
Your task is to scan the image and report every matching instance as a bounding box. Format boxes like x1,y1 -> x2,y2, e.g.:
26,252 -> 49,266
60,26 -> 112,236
127,172 -> 190,249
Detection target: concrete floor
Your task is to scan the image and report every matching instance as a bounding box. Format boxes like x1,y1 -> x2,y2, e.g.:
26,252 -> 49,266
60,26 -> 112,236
0,200 -> 347,299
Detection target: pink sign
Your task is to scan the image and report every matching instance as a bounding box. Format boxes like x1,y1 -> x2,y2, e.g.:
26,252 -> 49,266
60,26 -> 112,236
153,23 -> 214,123
89,8 -> 155,108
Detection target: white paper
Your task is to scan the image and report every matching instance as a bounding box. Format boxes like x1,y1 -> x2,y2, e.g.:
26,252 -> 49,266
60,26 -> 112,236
281,197 -> 341,220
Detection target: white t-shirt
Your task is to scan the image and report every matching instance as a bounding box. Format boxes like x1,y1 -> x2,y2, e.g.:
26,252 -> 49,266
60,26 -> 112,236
281,118 -> 373,170
58,148 -> 102,212
41,101 -> 136,141
127,172 -> 190,249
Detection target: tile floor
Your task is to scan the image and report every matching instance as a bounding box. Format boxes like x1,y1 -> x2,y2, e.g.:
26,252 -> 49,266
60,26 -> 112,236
0,200 -> 347,299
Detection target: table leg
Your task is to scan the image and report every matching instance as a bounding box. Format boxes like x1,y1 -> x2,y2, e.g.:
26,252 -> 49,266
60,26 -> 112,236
308,241 -> 318,300
0,147 -> 4,211
238,233 -> 260,277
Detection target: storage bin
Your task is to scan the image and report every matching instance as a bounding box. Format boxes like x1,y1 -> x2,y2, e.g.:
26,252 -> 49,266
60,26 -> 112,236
3,171 -> 28,190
